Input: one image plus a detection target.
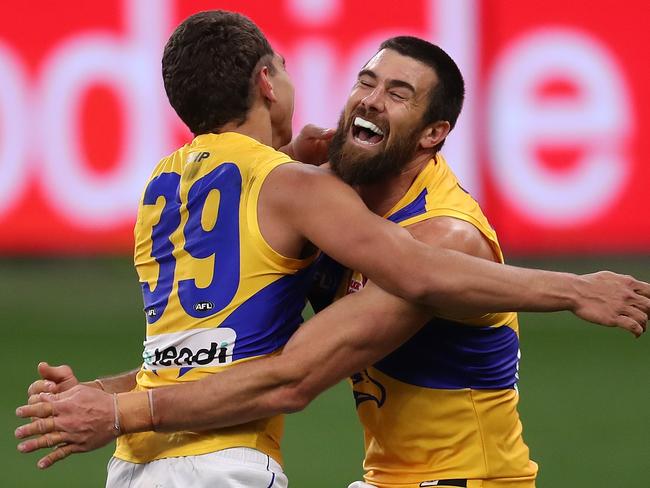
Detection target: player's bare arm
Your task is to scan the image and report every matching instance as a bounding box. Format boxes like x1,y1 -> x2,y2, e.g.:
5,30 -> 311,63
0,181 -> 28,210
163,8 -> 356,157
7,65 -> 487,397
15,281 -> 431,469
261,162 -> 650,325
18,194 -> 649,471
407,216 -> 649,331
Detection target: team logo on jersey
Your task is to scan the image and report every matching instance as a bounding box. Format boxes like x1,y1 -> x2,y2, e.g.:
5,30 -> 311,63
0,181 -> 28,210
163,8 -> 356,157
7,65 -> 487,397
187,151 -> 210,163
141,327 -> 236,370
351,369 -> 386,408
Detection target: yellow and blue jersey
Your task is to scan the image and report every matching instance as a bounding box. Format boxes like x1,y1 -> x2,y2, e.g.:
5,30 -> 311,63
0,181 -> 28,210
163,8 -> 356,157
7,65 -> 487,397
115,132 -> 316,465
314,155 -> 538,487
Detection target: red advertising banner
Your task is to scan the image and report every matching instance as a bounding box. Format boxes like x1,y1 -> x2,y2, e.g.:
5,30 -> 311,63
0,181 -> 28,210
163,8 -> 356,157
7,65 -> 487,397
480,1 -> 650,253
0,0 -> 647,254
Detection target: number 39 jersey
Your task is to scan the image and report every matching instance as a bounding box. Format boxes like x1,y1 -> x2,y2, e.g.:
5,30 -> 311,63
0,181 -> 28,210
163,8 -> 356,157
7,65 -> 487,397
114,132 -> 316,465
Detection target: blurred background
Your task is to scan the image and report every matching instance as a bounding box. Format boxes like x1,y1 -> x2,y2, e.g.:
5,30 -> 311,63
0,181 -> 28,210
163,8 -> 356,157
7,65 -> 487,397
1,0 -> 648,486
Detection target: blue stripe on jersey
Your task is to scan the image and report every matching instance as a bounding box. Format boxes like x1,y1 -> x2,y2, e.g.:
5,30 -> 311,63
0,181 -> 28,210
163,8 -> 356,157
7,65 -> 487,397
387,188 -> 428,224
374,318 -> 519,389
220,265 -> 315,362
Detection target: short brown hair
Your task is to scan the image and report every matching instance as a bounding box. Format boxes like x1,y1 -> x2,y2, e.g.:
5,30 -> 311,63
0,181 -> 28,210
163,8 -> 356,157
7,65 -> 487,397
162,11 -> 275,135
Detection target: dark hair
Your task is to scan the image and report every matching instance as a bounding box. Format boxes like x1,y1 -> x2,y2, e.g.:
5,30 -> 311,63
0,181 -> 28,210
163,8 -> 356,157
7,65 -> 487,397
162,10 -> 275,135
379,36 -> 465,151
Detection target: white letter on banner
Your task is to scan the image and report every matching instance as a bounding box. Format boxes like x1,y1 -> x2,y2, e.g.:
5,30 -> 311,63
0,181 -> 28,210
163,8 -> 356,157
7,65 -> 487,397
0,43 -> 29,217
290,39 -> 338,129
288,0 -> 341,25
38,0 -> 172,227
432,0 -> 479,198
487,29 -> 631,225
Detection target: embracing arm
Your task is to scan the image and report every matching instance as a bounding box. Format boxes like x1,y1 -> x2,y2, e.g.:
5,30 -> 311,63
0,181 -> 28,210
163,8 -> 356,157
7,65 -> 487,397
152,283 -> 429,431
14,283 -> 428,468
267,163 -> 650,325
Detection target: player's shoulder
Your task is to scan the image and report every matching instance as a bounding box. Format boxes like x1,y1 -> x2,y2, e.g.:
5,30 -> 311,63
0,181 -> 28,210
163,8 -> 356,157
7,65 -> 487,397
406,216 -> 496,261
143,145 -> 185,183
406,216 -> 481,242
266,161 -> 347,190
182,132 -> 289,168
260,162 -> 362,223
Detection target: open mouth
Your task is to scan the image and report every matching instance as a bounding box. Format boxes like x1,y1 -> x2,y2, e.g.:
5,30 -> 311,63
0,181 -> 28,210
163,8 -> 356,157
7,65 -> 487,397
351,116 -> 385,145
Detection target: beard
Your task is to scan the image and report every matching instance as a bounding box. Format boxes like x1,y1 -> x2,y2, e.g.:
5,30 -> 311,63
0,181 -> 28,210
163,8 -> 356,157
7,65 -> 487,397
328,109 -> 422,186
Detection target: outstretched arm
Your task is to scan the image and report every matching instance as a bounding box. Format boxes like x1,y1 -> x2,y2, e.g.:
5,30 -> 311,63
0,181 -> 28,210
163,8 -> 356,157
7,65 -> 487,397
265,163 -> 650,324
154,282 -> 429,429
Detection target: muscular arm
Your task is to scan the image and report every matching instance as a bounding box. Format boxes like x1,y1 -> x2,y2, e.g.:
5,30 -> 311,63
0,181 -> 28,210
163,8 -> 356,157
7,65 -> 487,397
15,281 -> 430,468
152,281 -> 429,431
263,163 -> 650,324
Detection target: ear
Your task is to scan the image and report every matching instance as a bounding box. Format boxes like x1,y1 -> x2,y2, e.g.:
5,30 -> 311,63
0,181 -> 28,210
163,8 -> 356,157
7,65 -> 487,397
419,121 -> 451,150
257,65 -> 278,103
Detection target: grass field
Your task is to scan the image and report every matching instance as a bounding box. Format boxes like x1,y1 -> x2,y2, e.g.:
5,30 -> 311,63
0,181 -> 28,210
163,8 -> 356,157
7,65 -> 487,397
1,257 -> 649,487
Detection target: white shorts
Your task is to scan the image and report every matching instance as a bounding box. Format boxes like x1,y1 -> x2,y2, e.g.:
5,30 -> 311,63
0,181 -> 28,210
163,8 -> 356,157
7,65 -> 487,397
106,447 -> 288,488
348,483 -> 377,488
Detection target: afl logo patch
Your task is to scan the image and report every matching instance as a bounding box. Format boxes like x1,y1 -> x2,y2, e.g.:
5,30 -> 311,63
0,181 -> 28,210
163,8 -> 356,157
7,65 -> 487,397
194,301 -> 214,311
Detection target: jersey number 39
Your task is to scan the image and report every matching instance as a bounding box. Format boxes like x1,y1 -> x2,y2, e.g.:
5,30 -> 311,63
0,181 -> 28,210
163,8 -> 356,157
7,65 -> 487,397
140,163 -> 241,324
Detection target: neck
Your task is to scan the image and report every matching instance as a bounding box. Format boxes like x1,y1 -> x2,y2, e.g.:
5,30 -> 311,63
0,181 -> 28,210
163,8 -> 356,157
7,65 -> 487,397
216,104 -> 275,147
357,152 -> 433,216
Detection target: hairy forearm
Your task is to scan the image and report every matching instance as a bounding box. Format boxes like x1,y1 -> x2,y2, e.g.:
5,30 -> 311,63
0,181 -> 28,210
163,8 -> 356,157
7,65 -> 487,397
149,323 -> 371,433
407,247 -> 580,315
83,368 -> 139,394
383,217 -> 648,332
117,287 -> 426,434
295,194 -> 579,315
149,357 -> 301,432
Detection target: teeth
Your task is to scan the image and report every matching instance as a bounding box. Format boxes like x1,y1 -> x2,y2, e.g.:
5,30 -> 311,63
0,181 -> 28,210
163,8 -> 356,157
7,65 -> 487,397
354,117 -> 384,136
